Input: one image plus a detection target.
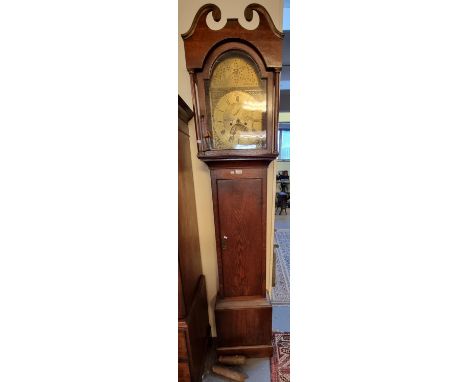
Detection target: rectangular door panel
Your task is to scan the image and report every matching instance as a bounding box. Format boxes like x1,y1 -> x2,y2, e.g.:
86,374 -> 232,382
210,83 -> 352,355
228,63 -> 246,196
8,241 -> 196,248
217,178 -> 264,297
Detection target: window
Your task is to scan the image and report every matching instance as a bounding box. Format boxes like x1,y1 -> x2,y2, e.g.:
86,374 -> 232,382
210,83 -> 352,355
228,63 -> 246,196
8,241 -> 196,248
278,123 -> 290,161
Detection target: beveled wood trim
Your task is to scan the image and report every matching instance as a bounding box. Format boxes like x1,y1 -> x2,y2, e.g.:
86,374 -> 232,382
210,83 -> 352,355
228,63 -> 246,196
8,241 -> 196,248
201,154 -> 278,164
178,95 -> 194,124
198,151 -> 277,162
205,158 -> 275,168
217,344 -> 273,358
215,295 -> 271,310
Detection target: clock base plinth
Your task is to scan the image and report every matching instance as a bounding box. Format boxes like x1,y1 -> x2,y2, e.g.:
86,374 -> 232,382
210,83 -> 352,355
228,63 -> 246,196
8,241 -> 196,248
215,295 -> 273,358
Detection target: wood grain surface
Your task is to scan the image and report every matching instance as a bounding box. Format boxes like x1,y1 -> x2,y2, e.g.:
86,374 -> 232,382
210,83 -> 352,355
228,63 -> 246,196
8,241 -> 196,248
210,164 -> 268,298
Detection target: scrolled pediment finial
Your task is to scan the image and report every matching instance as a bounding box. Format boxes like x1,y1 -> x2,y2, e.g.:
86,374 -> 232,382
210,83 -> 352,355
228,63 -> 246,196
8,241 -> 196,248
181,3 -> 222,39
244,3 -> 284,38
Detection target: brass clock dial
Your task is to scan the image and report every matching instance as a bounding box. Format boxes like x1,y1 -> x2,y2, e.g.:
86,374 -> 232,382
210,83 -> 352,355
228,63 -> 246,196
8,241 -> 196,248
212,90 -> 265,149
208,52 -> 266,150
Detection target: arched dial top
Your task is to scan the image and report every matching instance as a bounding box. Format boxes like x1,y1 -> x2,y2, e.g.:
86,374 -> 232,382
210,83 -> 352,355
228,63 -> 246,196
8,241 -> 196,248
208,51 -> 267,150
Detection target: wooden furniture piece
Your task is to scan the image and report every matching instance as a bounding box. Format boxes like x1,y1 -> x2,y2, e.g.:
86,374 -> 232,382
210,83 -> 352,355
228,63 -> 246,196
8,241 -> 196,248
182,4 -> 283,358
277,171 -> 290,192
277,179 -> 290,193
276,192 -> 289,215
178,95 -> 210,382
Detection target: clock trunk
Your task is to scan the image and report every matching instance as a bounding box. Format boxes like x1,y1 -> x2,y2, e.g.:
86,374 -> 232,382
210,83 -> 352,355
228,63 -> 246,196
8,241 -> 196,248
209,161 -> 272,357
210,164 -> 267,298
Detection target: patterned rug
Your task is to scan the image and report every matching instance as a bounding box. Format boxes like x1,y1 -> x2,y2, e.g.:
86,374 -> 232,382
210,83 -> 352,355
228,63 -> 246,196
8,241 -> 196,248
271,332 -> 290,382
272,229 -> 290,305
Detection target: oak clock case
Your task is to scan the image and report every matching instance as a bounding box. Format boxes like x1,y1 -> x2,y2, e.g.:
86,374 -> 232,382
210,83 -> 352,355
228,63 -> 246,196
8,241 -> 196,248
182,4 -> 283,358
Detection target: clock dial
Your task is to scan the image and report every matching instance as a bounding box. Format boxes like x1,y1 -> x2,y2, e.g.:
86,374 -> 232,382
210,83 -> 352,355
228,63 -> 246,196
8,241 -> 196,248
208,52 -> 266,150
212,90 -> 265,149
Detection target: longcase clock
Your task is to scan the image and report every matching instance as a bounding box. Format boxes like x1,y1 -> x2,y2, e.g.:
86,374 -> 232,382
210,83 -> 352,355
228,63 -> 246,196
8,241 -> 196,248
182,3 -> 283,357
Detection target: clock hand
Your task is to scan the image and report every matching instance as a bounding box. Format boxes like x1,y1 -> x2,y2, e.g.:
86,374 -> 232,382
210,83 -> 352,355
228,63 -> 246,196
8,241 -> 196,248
228,123 -> 239,143
230,124 -> 237,135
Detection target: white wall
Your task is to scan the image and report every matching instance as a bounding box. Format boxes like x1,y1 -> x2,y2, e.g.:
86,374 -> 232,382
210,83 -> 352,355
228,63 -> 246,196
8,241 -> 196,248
179,0 -> 283,336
